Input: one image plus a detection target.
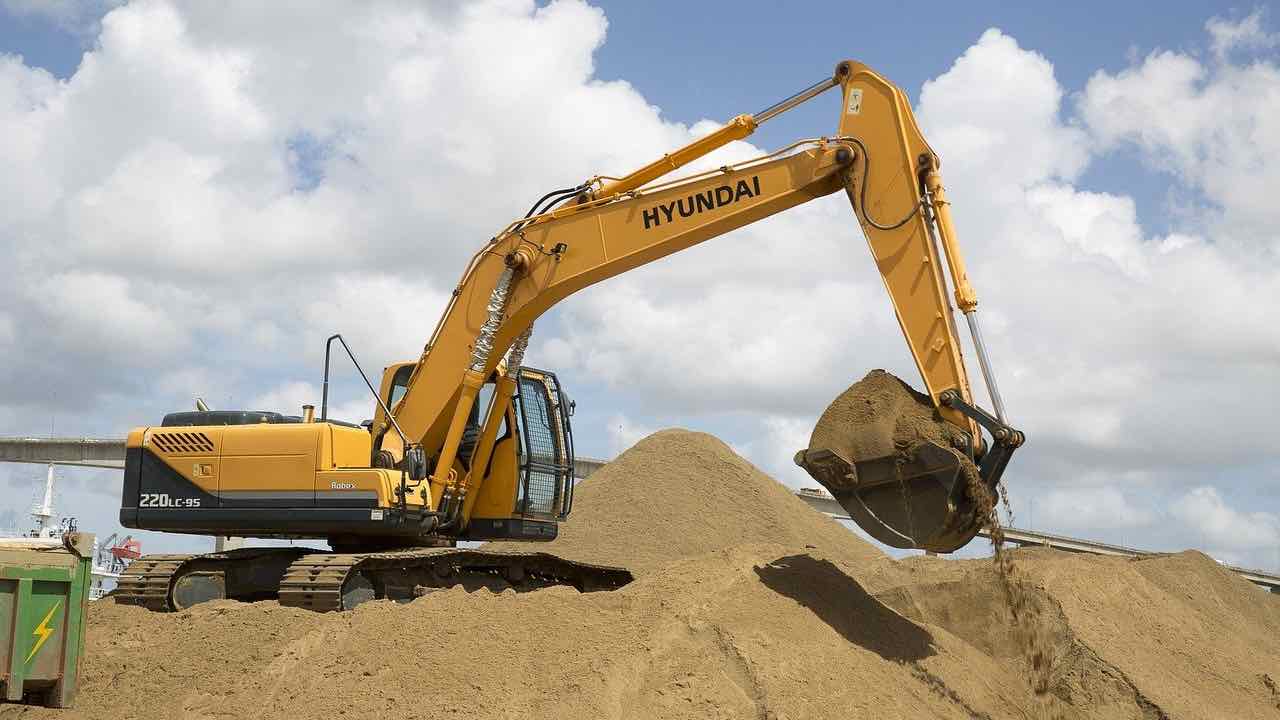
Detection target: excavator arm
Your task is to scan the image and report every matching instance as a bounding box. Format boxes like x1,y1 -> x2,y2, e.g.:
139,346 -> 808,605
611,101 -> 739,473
376,60 -> 1023,551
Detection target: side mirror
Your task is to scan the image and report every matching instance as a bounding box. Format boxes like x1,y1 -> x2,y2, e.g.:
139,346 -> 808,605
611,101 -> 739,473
404,446 -> 428,481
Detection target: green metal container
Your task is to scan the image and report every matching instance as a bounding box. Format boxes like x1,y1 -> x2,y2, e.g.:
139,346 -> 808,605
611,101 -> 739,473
0,533 -> 93,708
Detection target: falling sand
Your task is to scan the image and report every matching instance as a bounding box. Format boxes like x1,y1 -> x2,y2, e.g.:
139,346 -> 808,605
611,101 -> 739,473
965,469 -> 1063,718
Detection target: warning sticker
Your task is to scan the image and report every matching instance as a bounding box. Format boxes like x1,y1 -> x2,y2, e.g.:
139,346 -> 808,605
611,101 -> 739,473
847,88 -> 863,115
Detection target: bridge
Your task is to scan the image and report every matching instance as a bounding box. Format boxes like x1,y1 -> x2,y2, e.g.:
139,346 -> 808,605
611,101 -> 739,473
0,436 -> 128,469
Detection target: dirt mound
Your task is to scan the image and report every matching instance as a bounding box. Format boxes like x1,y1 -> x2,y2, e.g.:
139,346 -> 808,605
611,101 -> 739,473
493,428 -> 885,574
870,547 -> 1280,718
48,544 -> 1028,720
8,429 -> 1279,720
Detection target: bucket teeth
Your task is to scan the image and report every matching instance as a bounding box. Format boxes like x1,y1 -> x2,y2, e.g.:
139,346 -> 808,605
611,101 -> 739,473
793,448 -> 856,492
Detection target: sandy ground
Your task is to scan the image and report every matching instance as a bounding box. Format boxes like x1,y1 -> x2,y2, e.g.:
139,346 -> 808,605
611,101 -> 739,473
5,429 -> 1278,719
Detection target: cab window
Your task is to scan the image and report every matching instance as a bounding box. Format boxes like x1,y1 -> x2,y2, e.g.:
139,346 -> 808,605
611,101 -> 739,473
387,365 -> 414,408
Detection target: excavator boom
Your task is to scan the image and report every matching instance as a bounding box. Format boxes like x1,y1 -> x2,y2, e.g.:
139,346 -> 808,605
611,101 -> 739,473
381,60 -> 1022,551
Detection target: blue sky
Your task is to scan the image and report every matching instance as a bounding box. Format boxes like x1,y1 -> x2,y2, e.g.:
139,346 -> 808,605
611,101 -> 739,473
1,1 -> 1277,566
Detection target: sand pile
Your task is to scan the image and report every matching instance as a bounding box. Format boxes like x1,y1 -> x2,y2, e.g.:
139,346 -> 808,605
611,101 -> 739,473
492,428 -> 885,574
6,429 -> 1279,720
867,547 -> 1280,718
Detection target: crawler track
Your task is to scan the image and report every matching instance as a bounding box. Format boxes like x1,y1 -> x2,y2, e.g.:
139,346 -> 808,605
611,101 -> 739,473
115,554 -> 189,611
116,547 -> 633,612
279,549 -> 634,612
116,547 -> 314,611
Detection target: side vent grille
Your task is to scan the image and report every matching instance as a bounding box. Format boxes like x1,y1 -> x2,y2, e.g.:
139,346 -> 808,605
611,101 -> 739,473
151,431 -> 215,454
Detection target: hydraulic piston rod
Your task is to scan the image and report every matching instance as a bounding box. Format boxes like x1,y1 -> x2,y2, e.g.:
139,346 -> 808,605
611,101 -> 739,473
920,164 -> 1009,425
753,76 -> 840,123
593,72 -> 843,201
965,311 -> 1007,424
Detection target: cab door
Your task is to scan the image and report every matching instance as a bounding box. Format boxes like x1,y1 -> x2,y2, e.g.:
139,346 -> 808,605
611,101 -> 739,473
512,368 -> 575,519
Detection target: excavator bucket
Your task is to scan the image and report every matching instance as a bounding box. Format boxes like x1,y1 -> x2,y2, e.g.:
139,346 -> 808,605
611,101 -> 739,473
796,441 -> 982,553
793,370 -> 1022,554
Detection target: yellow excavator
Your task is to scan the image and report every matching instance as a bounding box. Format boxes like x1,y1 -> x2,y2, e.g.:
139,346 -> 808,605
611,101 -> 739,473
117,60 -> 1023,612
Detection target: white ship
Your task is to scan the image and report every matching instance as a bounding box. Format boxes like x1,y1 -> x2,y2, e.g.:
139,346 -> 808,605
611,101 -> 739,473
2,464 -> 140,599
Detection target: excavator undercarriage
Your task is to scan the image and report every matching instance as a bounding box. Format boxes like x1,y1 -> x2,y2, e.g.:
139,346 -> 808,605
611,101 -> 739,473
116,547 -> 632,612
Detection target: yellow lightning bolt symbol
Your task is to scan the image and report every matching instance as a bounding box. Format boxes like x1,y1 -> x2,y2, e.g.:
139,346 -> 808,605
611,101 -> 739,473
25,600 -> 60,664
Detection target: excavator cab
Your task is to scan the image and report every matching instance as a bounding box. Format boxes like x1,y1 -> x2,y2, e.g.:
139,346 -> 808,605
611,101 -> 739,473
374,361 -> 576,526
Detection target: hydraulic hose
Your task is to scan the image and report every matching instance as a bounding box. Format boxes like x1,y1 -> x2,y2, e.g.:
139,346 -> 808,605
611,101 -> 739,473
843,137 -> 924,231
522,182 -> 592,219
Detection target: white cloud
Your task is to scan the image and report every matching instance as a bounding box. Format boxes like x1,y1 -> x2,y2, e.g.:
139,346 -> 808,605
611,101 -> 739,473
0,0 -> 695,430
1022,185 -> 1150,279
1079,25 -> 1280,255
748,416 -> 816,490
554,277 -> 889,416
248,381 -> 319,416
905,28 -> 1280,475
62,140 -> 360,277
152,367 -> 233,408
1037,486 -> 1155,533
21,271 -> 189,357
247,380 -> 368,423
1206,10 -> 1278,60
604,412 -> 656,456
298,274 -> 451,375
1170,486 -> 1280,551
917,29 -> 1088,187
0,56 -> 61,226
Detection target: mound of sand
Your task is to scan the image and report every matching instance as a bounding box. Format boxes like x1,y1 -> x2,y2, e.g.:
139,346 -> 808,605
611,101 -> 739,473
493,428 -> 885,574
868,547 -> 1280,718
9,429 -> 1279,720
